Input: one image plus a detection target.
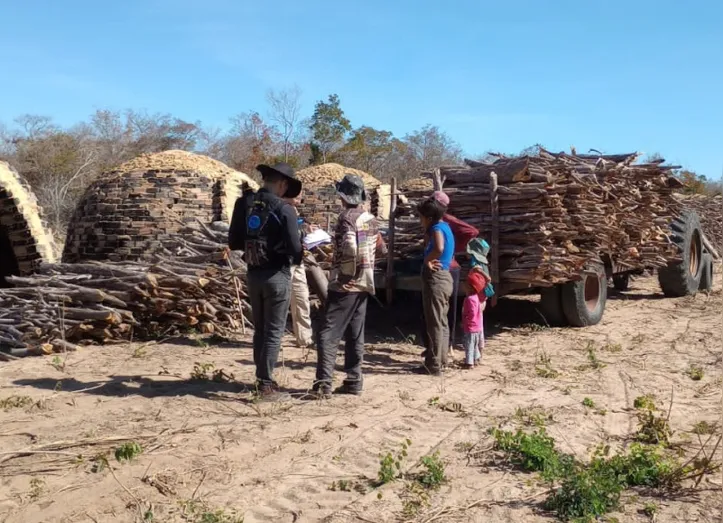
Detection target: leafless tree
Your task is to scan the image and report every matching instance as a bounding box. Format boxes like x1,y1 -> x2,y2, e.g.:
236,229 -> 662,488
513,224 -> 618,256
266,85 -> 303,162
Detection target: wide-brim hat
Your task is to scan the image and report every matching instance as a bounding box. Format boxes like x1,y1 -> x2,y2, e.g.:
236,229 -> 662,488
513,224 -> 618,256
467,238 -> 490,266
335,174 -> 367,206
257,162 -> 302,199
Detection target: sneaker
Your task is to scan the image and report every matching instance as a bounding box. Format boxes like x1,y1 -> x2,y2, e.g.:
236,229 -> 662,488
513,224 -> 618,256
334,382 -> 362,396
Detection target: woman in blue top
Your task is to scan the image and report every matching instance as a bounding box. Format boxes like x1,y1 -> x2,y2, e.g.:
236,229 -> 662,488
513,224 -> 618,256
417,197 -> 455,375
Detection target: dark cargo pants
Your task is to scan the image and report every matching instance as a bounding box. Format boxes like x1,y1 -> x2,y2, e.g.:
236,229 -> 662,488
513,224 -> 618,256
247,267 -> 292,385
421,265 -> 460,355
422,268 -> 453,373
316,291 -> 369,389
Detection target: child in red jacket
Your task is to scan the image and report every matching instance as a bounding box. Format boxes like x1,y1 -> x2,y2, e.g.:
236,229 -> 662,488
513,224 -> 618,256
462,271 -> 489,369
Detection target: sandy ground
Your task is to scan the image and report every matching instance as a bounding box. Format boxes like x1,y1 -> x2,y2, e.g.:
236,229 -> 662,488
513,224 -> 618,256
0,273 -> 721,523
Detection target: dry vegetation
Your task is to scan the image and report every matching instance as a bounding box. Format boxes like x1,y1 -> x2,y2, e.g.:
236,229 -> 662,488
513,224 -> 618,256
0,272 -> 720,523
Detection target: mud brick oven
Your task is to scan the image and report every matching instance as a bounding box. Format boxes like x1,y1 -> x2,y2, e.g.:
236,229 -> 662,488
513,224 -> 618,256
294,163 -> 390,230
0,161 -> 57,286
62,150 -> 258,263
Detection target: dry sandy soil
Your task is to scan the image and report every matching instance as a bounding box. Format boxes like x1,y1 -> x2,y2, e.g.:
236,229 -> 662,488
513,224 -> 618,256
1,273 -> 721,523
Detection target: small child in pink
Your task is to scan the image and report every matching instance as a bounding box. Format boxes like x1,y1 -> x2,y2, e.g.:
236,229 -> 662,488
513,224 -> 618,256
462,271 -> 488,368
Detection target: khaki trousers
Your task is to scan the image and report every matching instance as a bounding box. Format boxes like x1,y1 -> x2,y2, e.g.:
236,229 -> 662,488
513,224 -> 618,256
290,264 -> 313,347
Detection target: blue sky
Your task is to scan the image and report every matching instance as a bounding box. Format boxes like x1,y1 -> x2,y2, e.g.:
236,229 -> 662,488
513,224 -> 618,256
1,0 -> 721,176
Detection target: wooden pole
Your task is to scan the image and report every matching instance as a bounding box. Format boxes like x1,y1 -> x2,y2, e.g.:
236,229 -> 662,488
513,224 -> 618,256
701,231 -> 720,260
432,168 -> 443,192
489,172 -> 500,307
386,177 -> 397,305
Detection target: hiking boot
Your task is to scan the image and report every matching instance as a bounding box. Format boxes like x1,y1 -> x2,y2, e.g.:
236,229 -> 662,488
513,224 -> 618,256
412,364 -> 442,376
334,381 -> 362,396
256,381 -> 290,402
312,382 -> 332,399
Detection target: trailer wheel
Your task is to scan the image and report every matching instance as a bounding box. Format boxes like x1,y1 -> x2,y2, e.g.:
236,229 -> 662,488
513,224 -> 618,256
699,254 -> 714,292
538,285 -> 567,326
562,262 -> 607,327
658,210 -> 703,297
612,273 -> 630,292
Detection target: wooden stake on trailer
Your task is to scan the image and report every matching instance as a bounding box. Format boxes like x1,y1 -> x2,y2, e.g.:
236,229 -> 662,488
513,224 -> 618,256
489,171 -> 500,307
432,168 -> 443,192
386,177 -> 397,305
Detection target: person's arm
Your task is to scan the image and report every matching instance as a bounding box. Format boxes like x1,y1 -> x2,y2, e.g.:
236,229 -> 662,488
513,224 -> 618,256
373,219 -> 387,257
444,213 -> 480,253
280,204 -> 303,265
228,197 -> 246,251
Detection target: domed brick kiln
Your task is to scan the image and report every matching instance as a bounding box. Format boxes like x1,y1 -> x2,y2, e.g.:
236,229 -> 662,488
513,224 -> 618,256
295,163 -> 390,229
62,150 -> 258,263
0,161 -> 57,286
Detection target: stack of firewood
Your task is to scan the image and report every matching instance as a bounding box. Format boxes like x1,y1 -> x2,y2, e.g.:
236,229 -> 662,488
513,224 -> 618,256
674,193 -> 723,254
392,150 -> 683,288
0,222 -> 250,360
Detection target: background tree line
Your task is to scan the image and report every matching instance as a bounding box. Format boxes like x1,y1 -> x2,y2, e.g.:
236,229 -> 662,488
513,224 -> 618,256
0,86 -> 717,234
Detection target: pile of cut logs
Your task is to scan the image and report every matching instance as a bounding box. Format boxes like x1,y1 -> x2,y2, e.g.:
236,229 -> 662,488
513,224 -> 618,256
0,222 -> 249,360
393,150 -> 684,289
674,193 -> 723,254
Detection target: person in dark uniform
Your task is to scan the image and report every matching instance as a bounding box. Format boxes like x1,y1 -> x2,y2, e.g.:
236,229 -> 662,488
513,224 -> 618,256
229,162 -> 303,400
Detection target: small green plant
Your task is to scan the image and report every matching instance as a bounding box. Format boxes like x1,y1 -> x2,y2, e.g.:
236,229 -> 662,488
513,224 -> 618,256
535,352 -> 559,379
642,502 -> 658,519
427,397 -> 440,407
634,394 -> 657,411
493,428 -> 575,483
544,462 -> 623,521
28,478 -> 45,500
691,420 -> 718,435
132,346 -> 148,359
50,355 -> 65,372
635,410 -> 673,446
514,406 -> 553,427
587,346 -> 606,370
582,398 -> 596,408
0,395 -> 35,410
329,480 -> 351,492
686,364 -> 704,381
401,481 -> 430,517
114,442 -> 143,463
191,362 -> 214,381
90,453 -> 109,473
180,499 -> 244,523
491,427 -> 712,522
601,343 -> 623,353
377,439 -> 411,485
418,452 -> 446,488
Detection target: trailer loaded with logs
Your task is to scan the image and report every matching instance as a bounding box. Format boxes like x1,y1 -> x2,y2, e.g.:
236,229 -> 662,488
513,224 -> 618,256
383,149 -> 719,327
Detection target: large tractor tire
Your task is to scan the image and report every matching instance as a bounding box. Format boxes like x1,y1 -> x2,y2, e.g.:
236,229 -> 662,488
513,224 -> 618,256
658,210 -> 703,297
538,285 -> 568,326
562,261 -> 607,327
699,254 -> 714,292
